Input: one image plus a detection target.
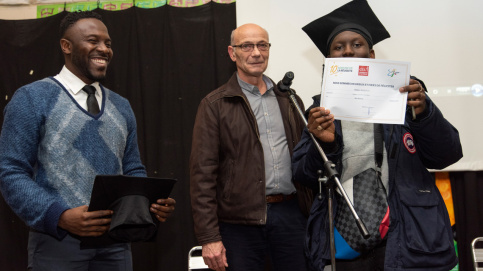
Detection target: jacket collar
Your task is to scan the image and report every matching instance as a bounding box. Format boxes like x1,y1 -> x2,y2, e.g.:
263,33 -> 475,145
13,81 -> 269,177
223,72 -> 289,99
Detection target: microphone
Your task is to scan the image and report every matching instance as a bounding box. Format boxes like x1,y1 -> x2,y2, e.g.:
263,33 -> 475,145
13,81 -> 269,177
277,71 -> 294,92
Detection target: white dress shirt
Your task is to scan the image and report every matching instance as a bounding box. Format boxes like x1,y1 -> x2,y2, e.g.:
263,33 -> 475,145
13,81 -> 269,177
53,66 -> 103,111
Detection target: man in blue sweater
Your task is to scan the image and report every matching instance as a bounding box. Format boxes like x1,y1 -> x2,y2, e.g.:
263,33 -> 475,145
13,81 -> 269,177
0,11 -> 175,270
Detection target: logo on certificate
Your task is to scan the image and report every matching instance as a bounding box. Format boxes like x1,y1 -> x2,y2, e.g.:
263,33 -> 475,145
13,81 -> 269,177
330,64 -> 339,75
387,69 -> 400,77
329,64 -> 353,76
358,66 -> 369,76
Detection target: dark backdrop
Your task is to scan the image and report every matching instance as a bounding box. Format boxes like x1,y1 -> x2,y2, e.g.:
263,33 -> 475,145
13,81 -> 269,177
451,171 -> 483,271
0,3 -> 236,270
2,3 -> 483,271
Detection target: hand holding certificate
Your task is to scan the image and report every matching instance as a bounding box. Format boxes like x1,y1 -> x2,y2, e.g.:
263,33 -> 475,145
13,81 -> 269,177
320,58 -> 410,124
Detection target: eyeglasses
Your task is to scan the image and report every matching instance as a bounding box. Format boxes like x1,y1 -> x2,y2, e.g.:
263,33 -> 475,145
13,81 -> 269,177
231,43 -> 271,52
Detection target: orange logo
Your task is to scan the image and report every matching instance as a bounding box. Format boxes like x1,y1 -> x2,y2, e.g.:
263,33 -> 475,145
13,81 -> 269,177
330,64 -> 338,75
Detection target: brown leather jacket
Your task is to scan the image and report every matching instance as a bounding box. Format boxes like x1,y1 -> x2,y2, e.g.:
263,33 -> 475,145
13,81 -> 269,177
190,73 -> 313,245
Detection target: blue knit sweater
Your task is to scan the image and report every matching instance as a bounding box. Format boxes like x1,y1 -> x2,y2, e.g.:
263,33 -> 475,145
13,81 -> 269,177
0,77 -> 146,239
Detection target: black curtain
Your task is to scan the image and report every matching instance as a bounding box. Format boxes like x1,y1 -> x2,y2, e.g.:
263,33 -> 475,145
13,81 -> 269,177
0,3 -> 236,270
451,171 -> 483,271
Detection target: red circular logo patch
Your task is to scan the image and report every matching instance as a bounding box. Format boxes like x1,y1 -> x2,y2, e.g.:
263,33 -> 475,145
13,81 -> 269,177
403,133 -> 416,154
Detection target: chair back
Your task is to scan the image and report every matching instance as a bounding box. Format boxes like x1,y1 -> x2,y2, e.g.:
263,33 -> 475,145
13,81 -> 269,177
472,237 -> 483,271
188,246 -> 210,271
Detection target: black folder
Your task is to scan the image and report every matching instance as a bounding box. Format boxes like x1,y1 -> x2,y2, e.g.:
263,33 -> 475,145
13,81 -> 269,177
80,175 -> 176,247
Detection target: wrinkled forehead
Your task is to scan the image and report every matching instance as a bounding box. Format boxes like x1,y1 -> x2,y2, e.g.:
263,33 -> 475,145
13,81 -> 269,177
233,25 -> 269,44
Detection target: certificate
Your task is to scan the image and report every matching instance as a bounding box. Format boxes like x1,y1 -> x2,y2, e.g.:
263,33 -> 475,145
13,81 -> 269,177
321,58 -> 410,124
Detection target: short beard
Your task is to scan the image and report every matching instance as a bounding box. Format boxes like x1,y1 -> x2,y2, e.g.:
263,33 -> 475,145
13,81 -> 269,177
71,51 -> 107,82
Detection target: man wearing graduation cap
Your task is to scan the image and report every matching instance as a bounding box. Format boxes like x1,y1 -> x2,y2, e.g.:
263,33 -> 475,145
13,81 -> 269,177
292,1 -> 462,270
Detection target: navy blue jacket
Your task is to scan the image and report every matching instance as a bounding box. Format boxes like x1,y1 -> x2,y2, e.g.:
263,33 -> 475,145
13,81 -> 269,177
292,94 -> 462,271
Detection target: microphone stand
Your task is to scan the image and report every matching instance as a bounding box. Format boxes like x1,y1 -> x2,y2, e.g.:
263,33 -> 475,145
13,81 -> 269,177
278,71 -> 370,271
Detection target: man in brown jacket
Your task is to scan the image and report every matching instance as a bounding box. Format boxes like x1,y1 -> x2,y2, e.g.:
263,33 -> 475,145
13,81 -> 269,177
190,23 -> 312,271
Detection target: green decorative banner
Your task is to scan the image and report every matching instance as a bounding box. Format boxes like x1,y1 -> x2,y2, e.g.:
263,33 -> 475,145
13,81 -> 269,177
38,2 -> 97,18
37,0 -> 234,18
136,0 -> 167,8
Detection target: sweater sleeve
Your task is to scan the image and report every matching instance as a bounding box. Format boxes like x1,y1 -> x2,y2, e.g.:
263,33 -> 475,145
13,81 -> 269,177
0,86 -> 69,239
121,101 -> 147,177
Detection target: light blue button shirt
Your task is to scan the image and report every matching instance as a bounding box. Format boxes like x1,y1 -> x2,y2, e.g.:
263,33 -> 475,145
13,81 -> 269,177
237,74 -> 296,196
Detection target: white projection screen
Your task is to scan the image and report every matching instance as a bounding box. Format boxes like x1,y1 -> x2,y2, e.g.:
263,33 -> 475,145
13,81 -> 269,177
237,0 -> 483,171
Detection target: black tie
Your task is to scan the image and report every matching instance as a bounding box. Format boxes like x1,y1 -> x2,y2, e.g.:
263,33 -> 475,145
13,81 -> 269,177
82,85 -> 100,115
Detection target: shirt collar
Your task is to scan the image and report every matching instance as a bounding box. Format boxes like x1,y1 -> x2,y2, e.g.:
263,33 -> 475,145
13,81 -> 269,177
57,66 -> 100,94
236,73 -> 273,95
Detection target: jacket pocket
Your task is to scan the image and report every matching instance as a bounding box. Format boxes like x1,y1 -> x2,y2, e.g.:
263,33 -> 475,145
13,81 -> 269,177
398,187 -> 451,255
221,159 -> 235,200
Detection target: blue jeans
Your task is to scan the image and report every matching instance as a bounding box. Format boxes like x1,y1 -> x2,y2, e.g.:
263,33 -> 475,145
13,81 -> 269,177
28,231 -> 132,271
220,198 -> 308,271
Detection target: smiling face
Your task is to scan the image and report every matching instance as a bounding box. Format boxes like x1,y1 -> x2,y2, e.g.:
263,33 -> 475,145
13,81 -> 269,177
228,24 -> 269,83
328,30 -> 375,59
61,18 -> 113,84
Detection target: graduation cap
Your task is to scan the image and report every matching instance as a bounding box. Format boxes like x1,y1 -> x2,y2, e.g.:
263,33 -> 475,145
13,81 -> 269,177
302,0 -> 390,57
81,175 -> 176,247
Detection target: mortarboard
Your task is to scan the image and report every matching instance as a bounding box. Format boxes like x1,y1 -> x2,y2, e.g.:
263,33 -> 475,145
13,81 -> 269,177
302,0 -> 390,57
81,175 -> 176,247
